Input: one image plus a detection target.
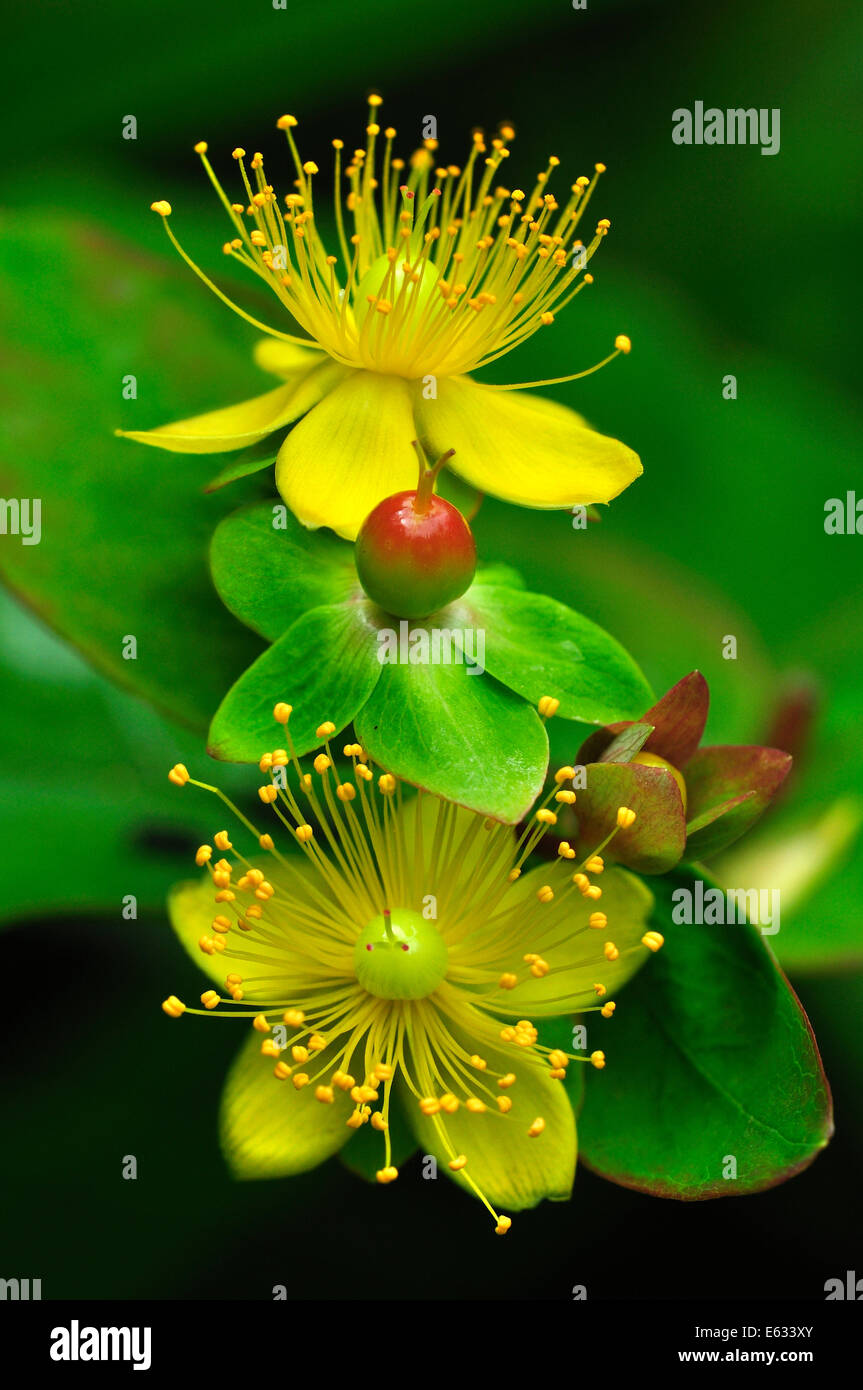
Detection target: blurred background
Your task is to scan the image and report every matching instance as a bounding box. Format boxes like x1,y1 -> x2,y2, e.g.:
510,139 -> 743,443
1,0 -> 861,1299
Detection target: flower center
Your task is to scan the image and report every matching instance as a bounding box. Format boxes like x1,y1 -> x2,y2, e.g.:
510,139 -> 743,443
354,908 -> 448,1000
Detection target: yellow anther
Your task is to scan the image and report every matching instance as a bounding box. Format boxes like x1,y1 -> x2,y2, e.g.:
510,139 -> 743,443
497,1095 -> 513,1114
150,200 -> 172,217
259,833 -> 274,851
556,769 -> 577,791
507,868 -> 521,882
356,764 -> 373,781
161,995 -> 185,1018
615,333 -> 632,354
536,885 -> 554,903
231,147 -> 246,160
557,841 -> 576,859
314,754 -> 331,774
585,884 -> 603,901
585,855 -> 605,873
376,1166 -> 399,1184
253,1014 -> 271,1033
419,1097 -> 441,1116
316,721 -> 336,738
250,230 -> 267,246
331,1070 -> 355,1092
572,872 -> 590,892
292,1073 -> 310,1090
273,702 -> 292,724
642,930 -> 665,952
593,982 -> 608,997
604,942 -> 619,961
371,1112 -> 388,1131
195,845 -> 212,866
374,1063 -> 394,1080
448,1155 -> 468,1172
601,1001 -> 617,1018
273,1061 -> 292,1080
258,785 -> 278,804
465,1098 -> 486,1114
549,1049 -> 569,1069
589,912 -> 608,930
168,763 -> 189,786
290,1046 -> 309,1065
337,783 -> 356,802
315,1085 -> 335,1104
276,115 -> 298,129
538,695 -> 560,717
555,790 -> 577,804
378,773 -> 396,794
530,957 -> 550,978
343,742 -> 364,757
211,915 -> 232,934
439,1093 -> 460,1114
469,1055 -> 487,1071
295,825 -> 314,842
540,311 -> 554,325
302,160 -> 319,175
499,972 -> 518,990
283,1008 -> 305,1027
536,809 -> 557,826
528,1117 -> 546,1138
590,1050 -> 606,1070
201,990 -> 219,1010
498,1073 -> 517,1090
495,1216 -> 512,1235
214,830 -> 232,851
597,218 -> 611,231
259,753 -> 273,773
617,806 -> 637,828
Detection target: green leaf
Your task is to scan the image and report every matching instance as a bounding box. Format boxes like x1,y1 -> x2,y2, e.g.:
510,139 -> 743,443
0,214 -> 264,733
210,502 -> 360,641
204,436 -> 281,493
356,661 -> 548,823
0,590 -> 242,925
462,584 -> 653,725
209,602 -> 383,761
578,868 -> 833,1198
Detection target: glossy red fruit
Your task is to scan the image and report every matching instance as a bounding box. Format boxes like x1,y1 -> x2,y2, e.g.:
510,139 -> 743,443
355,446 -> 476,619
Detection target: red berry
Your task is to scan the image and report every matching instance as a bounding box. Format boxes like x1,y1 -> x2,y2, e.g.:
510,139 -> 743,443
355,446 -> 476,619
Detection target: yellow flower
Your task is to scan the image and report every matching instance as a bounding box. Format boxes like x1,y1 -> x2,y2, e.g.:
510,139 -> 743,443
163,707 -> 656,1229
119,100 -> 642,539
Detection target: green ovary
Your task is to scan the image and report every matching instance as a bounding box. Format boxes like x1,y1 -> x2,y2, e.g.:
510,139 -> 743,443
354,908 -> 449,1000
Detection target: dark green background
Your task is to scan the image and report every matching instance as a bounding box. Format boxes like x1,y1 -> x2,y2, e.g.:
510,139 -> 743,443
1,0 -> 861,1298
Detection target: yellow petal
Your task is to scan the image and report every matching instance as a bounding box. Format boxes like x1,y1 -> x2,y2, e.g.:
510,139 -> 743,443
462,865 -> 654,1016
252,337 -> 327,379
220,1032 -> 354,1180
406,1030 -> 576,1209
413,375 -> 642,507
275,370 -> 417,539
167,858 -> 333,987
117,360 -> 345,455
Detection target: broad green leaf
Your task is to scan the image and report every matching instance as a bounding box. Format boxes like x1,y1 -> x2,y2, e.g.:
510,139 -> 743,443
0,215 -> 263,733
461,584 -> 652,725
356,661 -> 548,823
209,602 -> 383,762
578,868 -> 833,1198
211,502 -> 360,641
0,590 -> 243,925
